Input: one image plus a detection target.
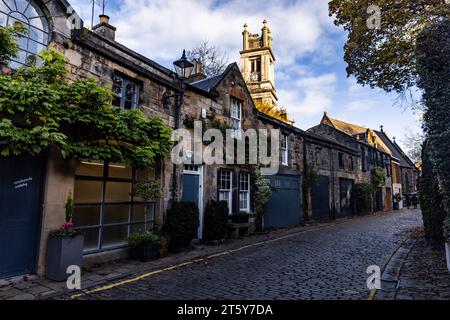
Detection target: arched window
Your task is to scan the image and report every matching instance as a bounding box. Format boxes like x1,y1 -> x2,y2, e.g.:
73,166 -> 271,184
0,0 -> 49,68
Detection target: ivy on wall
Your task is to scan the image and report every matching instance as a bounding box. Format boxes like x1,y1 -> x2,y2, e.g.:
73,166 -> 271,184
0,27 -> 172,168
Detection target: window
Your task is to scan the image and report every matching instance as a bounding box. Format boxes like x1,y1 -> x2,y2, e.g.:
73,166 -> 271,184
239,173 -> 250,213
231,98 -> 242,139
338,153 -> 344,169
112,74 -> 139,109
349,156 -> 354,171
0,0 -> 49,68
361,147 -> 367,172
218,170 -> 232,214
73,161 -> 156,253
281,135 -> 288,166
250,57 -> 261,81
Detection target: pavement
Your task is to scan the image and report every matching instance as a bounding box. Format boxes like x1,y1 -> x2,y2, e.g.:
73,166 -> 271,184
0,208 -> 436,301
375,229 -> 450,300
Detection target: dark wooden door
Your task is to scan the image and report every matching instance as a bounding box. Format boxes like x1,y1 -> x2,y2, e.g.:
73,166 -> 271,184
0,155 -> 44,279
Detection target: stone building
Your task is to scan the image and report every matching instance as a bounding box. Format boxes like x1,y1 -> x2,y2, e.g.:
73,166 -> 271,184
308,113 -> 395,216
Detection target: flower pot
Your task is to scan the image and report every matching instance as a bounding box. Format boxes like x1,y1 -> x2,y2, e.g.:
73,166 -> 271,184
130,241 -> 160,262
45,234 -> 84,282
231,214 -> 249,224
445,242 -> 450,273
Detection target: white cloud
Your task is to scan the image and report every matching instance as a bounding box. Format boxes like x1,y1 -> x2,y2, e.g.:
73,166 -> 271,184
69,0 -> 337,67
278,73 -> 337,119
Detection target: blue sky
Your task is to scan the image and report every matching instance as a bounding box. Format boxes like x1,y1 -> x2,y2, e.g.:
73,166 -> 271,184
70,0 -> 422,151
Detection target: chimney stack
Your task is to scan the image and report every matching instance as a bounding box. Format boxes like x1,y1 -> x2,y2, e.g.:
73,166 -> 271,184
186,59 -> 207,83
93,15 -> 116,41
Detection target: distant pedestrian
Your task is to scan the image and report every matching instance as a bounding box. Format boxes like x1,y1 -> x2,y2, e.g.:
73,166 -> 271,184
412,194 -> 418,209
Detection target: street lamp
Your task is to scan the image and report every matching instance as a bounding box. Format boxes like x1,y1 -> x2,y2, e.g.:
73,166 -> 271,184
173,50 -> 194,79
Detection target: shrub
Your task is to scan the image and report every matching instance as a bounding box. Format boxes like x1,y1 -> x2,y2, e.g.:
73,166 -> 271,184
127,232 -> 160,248
203,200 -> 229,241
420,141 -> 447,241
355,183 -> 373,214
163,201 -> 199,249
443,215 -> 450,242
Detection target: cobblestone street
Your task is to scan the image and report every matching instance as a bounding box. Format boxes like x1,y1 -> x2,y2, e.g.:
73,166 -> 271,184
71,210 -> 422,300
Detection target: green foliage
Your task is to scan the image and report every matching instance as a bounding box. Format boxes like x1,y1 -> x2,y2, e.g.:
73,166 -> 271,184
127,232 -> 160,248
329,0 -> 449,93
0,49 -> 172,167
443,216 -> 450,242
203,200 -> 229,241
0,26 -> 19,66
65,194 -> 74,222
355,183 -> 373,214
371,166 -> 386,188
420,140 -> 447,241
416,19 -> 450,241
183,115 -> 195,129
132,181 -> 162,201
253,165 -> 272,232
49,228 -> 83,238
163,201 -> 199,249
303,164 -> 319,191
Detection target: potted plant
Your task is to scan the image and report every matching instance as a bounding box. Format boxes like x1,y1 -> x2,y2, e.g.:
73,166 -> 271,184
444,215 -> 450,273
45,195 -> 84,282
231,211 -> 250,224
128,232 -> 160,262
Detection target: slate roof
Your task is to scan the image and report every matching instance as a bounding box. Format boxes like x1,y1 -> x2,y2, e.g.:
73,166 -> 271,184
375,130 -> 416,168
190,75 -> 222,93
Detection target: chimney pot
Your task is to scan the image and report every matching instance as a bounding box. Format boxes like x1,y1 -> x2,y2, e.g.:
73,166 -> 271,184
99,14 -> 110,24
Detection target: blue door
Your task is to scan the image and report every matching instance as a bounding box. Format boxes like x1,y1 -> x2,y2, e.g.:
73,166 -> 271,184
265,175 -> 302,229
0,155 -> 44,279
181,173 -> 202,238
181,174 -> 199,205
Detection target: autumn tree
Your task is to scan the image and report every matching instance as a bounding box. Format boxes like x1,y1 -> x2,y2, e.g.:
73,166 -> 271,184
329,0 -> 449,93
186,41 -> 228,77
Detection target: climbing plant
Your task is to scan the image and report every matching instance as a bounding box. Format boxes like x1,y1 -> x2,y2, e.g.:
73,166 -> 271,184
0,29 -> 172,168
253,165 -> 272,232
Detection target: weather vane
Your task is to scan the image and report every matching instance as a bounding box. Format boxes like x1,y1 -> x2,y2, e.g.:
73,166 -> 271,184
90,0 -> 108,30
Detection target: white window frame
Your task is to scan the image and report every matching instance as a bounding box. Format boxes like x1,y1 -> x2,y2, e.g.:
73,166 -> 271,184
218,170 -> 232,215
281,135 -> 289,166
239,172 -> 251,213
231,98 -> 242,139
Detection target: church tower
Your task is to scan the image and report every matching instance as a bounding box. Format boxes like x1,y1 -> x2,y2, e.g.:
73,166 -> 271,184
240,21 -> 293,125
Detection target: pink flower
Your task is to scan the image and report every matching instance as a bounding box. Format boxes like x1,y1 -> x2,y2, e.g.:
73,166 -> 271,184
63,220 -> 74,230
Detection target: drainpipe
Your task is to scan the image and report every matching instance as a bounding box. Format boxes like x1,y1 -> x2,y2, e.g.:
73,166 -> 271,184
171,86 -> 185,203
302,134 -> 308,221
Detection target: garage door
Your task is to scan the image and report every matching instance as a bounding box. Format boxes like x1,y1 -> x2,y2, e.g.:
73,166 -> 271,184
339,178 -> 355,217
311,175 -> 330,220
264,175 -> 302,229
0,155 -> 44,279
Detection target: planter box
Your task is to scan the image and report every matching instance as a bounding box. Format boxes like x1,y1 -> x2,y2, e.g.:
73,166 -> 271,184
130,241 -> 160,262
45,235 -> 84,282
446,242 -> 450,273
231,214 -> 250,224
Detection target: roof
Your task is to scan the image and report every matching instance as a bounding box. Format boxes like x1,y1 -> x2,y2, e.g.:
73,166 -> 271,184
322,114 -> 367,136
189,63 -> 238,95
375,130 -> 416,168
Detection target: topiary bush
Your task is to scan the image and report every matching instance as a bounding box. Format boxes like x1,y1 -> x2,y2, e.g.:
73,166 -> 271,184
355,183 -> 373,214
203,200 -> 229,241
162,201 -> 199,250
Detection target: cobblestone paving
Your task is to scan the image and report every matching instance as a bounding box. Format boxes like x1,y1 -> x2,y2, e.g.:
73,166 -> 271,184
75,210 -> 422,300
394,231 -> 450,300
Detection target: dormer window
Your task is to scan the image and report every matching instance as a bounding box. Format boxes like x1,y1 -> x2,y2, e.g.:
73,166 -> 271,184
0,0 -> 49,68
